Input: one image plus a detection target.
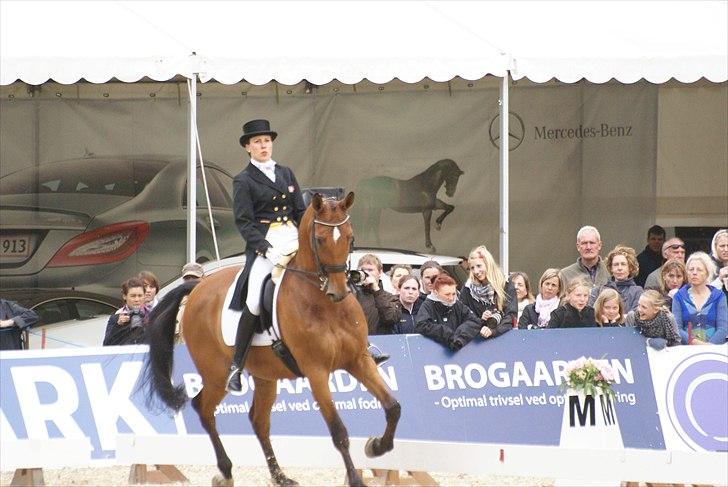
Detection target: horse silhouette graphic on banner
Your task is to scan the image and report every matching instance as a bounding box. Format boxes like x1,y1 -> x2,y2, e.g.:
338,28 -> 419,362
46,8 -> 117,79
354,159 -> 464,252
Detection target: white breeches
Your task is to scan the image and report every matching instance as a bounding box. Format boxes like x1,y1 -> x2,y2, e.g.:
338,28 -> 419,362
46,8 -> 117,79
245,222 -> 298,315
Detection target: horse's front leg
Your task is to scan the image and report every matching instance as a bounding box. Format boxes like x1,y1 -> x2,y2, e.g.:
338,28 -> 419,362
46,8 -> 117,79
348,359 -> 401,459
433,198 -> 455,231
308,370 -> 365,487
249,376 -> 298,486
422,209 -> 435,252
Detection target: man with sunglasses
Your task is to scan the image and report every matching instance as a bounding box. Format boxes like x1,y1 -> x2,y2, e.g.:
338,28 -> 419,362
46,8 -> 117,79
644,238 -> 686,291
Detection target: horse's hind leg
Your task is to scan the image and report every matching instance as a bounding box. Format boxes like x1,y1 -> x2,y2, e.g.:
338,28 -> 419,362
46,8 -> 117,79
308,370 -> 365,487
422,209 -> 436,252
249,376 -> 298,486
190,386 -> 234,486
349,361 -> 401,458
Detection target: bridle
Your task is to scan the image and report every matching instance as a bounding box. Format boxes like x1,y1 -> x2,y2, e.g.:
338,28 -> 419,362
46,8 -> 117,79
285,212 -> 352,292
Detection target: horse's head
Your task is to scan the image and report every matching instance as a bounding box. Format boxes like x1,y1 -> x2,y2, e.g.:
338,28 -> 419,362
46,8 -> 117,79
441,159 -> 464,197
299,191 -> 356,302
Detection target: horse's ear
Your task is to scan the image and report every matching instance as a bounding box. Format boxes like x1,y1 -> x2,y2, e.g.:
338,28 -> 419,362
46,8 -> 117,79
312,193 -> 324,212
342,191 -> 355,211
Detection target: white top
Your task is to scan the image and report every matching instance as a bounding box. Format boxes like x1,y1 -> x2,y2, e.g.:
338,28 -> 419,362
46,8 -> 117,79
251,159 -> 277,183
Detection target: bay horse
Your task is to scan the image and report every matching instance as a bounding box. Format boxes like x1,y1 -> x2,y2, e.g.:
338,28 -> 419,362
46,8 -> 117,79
354,158 -> 464,252
142,192 -> 400,487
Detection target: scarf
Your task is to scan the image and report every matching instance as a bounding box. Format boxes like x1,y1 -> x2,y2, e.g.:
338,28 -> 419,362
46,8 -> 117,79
427,293 -> 455,308
634,309 -> 673,338
468,281 -> 495,306
535,294 -> 560,328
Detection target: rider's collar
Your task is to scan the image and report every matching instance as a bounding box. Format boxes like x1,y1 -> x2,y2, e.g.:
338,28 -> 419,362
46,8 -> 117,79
251,159 -> 277,171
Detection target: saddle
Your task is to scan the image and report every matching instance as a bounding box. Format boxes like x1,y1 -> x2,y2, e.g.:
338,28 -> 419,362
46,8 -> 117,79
258,274 -> 304,377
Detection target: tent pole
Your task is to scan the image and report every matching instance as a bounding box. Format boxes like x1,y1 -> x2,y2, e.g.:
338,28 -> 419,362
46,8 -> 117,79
186,75 -> 197,263
499,71 -> 509,275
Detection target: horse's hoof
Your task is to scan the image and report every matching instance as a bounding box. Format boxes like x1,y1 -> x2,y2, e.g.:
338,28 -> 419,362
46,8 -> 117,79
273,474 -> 299,486
349,476 -> 367,487
435,222 -> 442,231
364,436 -> 380,458
212,473 -> 234,487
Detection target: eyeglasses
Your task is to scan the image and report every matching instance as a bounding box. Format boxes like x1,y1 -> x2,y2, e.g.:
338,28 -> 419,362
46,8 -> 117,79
424,275 -> 439,282
667,244 -> 685,250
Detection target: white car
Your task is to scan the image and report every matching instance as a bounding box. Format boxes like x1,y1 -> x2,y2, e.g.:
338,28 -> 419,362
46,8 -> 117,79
27,248 -> 460,348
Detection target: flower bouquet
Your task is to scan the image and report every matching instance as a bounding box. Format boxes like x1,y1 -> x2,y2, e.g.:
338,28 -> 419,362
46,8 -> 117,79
561,356 -> 616,398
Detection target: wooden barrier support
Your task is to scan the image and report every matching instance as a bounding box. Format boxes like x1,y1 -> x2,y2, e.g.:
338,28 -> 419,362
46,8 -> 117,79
128,464 -> 189,485
355,469 -> 438,486
10,468 -> 44,486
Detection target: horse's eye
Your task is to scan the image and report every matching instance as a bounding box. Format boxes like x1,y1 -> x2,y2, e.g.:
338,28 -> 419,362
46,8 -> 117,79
315,236 -> 325,245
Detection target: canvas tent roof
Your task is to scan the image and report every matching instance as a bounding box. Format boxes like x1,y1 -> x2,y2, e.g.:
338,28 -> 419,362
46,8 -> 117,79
1,1 -> 726,86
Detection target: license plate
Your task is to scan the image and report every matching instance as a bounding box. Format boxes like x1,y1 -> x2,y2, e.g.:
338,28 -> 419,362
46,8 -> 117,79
0,235 -> 32,258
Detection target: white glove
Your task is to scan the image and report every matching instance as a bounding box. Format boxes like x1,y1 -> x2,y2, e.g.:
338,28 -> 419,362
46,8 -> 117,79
265,247 -> 282,264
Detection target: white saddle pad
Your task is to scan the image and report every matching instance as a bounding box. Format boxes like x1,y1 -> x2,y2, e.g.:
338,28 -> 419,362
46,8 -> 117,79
221,268 -> 283,347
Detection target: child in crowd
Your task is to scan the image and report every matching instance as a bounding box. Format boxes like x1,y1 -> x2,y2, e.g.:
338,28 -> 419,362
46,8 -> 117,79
625,290 -> 681,348
594,288 -> 625,326
548,277 -> 596,328
138,270 -> 159,309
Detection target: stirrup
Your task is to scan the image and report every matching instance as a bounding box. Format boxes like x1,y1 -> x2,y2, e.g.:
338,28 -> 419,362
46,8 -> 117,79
225,366 -> 243,393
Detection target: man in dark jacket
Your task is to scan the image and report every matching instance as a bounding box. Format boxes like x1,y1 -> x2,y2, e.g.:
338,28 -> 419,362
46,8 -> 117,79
354,254 -> 400,335
0,298 -> 39,350
636,225 -> 665,287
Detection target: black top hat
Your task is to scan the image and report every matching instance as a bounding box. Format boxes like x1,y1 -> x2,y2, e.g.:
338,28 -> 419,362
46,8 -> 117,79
239,119 -> 278,147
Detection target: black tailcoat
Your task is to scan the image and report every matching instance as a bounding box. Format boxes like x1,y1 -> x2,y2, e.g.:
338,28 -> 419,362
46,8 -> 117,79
230,163 -> 306,310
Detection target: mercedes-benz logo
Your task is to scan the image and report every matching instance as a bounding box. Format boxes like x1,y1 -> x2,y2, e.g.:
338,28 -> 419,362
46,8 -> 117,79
489,111 -> 525,151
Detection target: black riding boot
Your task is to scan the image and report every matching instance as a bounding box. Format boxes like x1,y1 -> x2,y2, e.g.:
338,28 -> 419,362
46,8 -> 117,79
225,308 -> 258,392
368,342 -> 390,366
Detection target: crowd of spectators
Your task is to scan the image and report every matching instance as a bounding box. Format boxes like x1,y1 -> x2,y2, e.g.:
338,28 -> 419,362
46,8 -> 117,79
353,226 -> 728,353
6,226 -> 725,353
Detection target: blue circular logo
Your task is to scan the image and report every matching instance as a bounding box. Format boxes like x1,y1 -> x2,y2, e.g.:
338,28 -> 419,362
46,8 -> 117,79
665,352 -> 728,451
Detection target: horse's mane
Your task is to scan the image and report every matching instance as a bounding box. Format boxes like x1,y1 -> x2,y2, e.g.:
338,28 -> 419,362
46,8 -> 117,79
421,158 -> 460,177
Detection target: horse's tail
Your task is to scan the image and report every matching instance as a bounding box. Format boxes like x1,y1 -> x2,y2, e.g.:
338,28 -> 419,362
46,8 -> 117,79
140,280 -> 198,412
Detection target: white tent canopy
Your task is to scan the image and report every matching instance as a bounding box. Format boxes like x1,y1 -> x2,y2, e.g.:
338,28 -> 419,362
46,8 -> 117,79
1,1 -> 726,86
2,0 -> 726,269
